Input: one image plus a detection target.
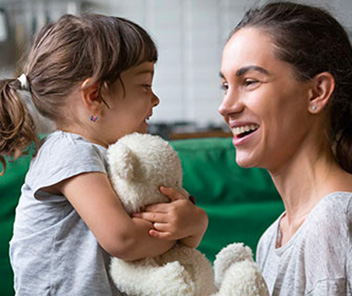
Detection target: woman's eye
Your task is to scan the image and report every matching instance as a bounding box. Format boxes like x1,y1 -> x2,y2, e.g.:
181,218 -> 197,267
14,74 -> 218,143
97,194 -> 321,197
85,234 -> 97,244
220,82 -> 229,93
244,79 -> 259,87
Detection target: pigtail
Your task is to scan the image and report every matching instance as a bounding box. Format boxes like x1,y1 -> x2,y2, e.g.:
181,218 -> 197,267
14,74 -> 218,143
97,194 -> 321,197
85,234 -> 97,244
0,79 -> 38,175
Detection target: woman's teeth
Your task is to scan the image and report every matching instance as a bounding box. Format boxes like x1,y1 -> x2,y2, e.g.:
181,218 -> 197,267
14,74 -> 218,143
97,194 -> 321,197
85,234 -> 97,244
232,124 -> 259,136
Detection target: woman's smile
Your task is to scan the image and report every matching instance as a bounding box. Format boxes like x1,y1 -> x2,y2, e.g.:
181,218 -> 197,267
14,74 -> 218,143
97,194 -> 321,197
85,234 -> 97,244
230,122 -> 260,146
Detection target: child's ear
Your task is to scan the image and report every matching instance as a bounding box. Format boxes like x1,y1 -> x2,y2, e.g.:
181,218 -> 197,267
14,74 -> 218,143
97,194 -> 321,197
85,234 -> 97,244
80,78 -> 103,113
307,72 -> 335,114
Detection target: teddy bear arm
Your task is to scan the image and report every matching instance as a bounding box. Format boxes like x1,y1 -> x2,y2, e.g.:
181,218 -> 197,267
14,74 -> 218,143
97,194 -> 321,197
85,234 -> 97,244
212,261 -> 269,296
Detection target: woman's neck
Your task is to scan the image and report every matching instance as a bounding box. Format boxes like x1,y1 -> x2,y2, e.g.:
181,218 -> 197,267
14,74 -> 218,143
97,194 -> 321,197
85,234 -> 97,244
269,144 -> 352,226
271,146 -> 342,247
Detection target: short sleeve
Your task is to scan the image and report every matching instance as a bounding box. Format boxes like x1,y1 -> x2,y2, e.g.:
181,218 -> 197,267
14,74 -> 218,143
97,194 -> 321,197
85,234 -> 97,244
26,132 -> 107,201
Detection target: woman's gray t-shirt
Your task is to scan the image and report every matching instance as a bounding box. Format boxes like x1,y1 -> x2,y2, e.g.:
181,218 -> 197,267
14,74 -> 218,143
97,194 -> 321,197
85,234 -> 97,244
257,192 -> 352,295
9,131 -> 122,295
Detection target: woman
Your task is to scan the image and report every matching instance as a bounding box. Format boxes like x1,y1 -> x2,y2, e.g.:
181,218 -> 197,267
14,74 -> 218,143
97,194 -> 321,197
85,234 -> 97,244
219,2 -> 352,295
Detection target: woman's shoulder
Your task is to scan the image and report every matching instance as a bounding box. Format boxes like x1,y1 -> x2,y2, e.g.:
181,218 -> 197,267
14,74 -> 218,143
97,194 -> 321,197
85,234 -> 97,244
311,192 -> 352,223
303,192 -> 352,248
297,192 -> 352,288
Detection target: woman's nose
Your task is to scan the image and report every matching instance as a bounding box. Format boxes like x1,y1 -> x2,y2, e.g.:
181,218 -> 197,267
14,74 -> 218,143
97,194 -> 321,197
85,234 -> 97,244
218,90 -> 243,117
218,99 -> 228,117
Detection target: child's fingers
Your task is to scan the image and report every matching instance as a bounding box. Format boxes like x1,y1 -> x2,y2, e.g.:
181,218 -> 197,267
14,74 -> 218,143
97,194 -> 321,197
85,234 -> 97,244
132,211 -> 168,223
143,203 -> 170,213
148,229 -> 175,240
152,222 -> 170,232
159,186 -> 188,201
144,198 -> 191,214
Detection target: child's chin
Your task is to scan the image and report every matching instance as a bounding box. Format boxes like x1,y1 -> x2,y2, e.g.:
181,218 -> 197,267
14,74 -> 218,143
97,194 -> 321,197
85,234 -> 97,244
137,125 -> 148,134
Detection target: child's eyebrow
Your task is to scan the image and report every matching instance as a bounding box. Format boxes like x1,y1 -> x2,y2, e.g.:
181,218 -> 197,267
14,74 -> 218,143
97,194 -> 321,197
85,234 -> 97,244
136,70 -> 154,76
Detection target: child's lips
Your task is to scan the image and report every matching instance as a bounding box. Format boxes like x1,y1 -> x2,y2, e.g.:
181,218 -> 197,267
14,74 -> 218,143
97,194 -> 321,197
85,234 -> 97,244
145,113 -> 153,121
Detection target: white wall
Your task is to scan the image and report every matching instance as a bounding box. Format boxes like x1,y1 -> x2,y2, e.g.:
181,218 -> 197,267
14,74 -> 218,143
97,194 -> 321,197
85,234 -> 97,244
87,0 -> 262,126
86,0 -> 352,126
1,0 -> 352,127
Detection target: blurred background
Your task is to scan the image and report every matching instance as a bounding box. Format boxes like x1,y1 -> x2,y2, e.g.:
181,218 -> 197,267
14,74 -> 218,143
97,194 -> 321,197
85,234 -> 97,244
0,0 -> 351,138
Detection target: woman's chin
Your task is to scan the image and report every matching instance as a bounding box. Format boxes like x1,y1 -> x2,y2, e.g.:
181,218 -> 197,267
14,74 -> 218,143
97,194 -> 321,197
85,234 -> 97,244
235,154 -> 258,168
236,160 -> 253,168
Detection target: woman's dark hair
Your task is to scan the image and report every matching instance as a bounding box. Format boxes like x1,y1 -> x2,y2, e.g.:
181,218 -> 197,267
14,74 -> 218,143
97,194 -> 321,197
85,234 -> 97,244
0,14 -> 158,174
232,1 -> 352,173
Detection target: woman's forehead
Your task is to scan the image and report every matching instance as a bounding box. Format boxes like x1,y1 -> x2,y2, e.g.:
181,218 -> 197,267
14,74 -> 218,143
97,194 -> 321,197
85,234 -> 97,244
221,28 -> 276,72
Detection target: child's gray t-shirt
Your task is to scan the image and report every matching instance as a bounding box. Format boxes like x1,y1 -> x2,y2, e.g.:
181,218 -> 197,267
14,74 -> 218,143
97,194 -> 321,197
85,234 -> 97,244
257,192 -> 352,296
9,131 -> 122,295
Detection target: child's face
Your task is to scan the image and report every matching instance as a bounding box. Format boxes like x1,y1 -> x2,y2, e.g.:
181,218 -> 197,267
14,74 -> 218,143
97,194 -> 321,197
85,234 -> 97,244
102,61 -> 159,144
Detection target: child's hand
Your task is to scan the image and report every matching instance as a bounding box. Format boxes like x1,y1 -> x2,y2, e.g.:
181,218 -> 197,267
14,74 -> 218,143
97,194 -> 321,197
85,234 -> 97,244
132,186 -> 208,248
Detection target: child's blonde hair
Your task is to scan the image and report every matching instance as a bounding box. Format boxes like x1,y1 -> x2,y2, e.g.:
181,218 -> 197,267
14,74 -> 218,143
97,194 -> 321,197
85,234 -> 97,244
0,14 -> 158,174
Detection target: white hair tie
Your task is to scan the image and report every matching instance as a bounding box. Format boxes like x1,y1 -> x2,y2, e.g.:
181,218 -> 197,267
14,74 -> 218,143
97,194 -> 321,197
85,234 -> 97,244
17,73 -> 30,91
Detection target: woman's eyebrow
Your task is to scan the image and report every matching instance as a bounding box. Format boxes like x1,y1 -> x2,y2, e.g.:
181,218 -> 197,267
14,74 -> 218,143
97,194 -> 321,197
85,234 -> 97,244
219,65 -> 270,80
236,65 -> 269,76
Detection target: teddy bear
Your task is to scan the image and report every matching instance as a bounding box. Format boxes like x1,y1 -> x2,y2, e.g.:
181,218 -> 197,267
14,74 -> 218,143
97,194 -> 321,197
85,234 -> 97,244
106,132 -> 269,296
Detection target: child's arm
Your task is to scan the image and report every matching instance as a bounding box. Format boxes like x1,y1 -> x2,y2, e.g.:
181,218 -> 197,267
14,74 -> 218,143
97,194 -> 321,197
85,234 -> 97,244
133,186 -> 209,248
57,172 -> 176,261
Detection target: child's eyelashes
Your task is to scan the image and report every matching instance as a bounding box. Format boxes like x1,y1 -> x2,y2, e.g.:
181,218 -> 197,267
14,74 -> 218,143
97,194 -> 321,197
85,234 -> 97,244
141,84 -> 152,91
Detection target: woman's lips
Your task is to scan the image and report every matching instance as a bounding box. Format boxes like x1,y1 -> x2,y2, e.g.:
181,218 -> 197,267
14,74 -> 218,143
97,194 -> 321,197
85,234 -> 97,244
231,124 -> 259,146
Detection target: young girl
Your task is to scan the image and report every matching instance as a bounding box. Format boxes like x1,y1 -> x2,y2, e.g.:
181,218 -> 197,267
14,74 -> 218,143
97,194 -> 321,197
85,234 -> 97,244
0,14 -> 208,295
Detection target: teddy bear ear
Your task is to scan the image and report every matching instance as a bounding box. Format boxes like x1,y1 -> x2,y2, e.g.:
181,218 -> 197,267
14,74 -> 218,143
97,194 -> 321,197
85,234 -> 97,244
107,142 -> 136,181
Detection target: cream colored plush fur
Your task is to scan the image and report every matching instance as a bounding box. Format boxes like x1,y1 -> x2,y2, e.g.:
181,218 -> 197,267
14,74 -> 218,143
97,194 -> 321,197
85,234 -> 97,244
107,132 -> 269,296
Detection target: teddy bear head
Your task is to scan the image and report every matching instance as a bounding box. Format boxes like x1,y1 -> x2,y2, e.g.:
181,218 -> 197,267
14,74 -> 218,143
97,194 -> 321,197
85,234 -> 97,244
107,133 -> 184,214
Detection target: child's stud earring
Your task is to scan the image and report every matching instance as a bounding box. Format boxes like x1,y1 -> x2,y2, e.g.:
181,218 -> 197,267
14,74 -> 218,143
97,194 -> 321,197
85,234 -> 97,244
90,115 -> 98,122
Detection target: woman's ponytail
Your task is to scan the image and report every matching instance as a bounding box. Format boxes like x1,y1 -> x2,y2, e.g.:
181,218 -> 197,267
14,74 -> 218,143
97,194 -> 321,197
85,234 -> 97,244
334,127 -> 352,174
0,78 -> 38,175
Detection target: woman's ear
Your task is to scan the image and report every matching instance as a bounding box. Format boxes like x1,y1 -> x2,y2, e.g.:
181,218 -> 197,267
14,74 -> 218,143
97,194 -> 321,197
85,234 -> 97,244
308,72 -> 335,114
80,78 -> 104,113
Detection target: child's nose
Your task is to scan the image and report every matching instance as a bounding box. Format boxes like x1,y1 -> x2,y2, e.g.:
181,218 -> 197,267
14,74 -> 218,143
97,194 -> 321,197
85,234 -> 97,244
152,92 -> 160,107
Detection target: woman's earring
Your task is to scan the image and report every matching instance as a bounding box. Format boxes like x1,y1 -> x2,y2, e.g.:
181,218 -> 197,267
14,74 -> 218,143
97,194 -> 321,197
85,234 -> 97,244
90,115 -> 98,122
311,106 -> 317,111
